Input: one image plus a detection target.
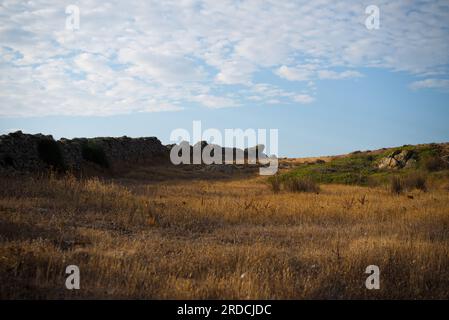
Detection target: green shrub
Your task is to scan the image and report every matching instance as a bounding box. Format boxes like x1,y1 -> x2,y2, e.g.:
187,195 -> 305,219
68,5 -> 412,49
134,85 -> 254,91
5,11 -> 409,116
82,142 -> 109,168
281,153 -> 379,186
284,176 -> 320,193
37,140 -> 65,171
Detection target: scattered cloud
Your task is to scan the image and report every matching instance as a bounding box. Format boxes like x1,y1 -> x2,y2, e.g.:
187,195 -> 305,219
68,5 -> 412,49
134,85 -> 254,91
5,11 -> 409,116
0,0 -> 449,117
275,65 -> 316,82
293,94 -> 315,104
410,79 -> 449,91
192,94 -> 239,109
318,70 -> 363,80
276,65 -> 363,81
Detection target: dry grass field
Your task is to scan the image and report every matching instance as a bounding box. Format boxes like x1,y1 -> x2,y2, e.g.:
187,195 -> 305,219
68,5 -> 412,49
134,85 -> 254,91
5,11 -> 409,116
1,167 -> 448,299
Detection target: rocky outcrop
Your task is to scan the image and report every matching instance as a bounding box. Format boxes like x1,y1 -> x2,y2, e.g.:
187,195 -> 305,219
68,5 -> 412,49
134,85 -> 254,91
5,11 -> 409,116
377,150 -> 415,169
0,131 -> 169,173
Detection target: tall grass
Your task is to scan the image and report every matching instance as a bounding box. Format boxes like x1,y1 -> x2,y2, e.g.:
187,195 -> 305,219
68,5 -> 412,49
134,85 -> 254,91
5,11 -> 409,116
0,173 -> 448,299
404,173 -> 427,192
390,173 -> 428,195
268,175 -> 281,193
268,176 -> 320,193
390,176 -> 404,195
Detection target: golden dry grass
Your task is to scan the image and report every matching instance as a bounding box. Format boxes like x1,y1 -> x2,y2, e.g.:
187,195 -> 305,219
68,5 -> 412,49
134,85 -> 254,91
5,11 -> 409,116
0,172 -> 448,299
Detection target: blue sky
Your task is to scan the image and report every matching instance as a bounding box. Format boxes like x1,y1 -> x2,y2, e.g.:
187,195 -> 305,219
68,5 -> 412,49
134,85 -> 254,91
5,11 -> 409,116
1,0 -> 449,157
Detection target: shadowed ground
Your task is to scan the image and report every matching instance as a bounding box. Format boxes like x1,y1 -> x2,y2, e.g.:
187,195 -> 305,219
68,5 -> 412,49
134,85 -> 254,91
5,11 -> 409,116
1,166 -> 448,299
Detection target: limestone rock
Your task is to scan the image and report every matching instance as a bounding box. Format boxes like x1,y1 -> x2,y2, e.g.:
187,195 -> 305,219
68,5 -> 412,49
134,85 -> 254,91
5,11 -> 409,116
377,149 -> 415,169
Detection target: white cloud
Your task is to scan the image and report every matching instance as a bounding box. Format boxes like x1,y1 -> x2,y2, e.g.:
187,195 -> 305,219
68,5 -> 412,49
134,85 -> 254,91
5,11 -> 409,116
276,65 -> 363,81
0,0 -> 448,117
192,94 -> 239,109
318,70 -> 363,80
215,60 -> 255,85
74,53 -> 113,76
118,48 -> 206,84
410,79 -> 449,91
276,65 -> 315,81
293,94 -> 315,104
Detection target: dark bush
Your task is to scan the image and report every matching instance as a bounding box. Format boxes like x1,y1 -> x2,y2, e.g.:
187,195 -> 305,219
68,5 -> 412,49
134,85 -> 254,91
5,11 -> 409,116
404,173 -> 427,192
268,175 -> 281,193
82,142 -> 109,168
37,140 -> 65,170
390,176 -> 404,195
423,156 -> 445,172
284,177 -> 320,193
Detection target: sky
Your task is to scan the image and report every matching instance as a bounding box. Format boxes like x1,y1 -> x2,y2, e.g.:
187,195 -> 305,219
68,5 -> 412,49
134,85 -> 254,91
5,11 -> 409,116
0,0 -> 449,157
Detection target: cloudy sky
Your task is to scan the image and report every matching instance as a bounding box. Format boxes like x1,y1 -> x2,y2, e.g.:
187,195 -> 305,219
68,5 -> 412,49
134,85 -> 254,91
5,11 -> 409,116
1,0 -> 449,156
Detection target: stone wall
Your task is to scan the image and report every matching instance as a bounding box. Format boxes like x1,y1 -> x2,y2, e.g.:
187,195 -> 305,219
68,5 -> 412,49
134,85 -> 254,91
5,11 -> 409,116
169,141 -> 268,164
0,131 -> 169,173
0,131 -> 55,172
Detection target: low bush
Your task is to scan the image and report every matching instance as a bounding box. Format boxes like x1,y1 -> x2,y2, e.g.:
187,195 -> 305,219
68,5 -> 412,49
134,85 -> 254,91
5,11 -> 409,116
404,173 -> 427,192
390,176 -> 404,195
423,156 -> 445,172
284,176 -> 320,193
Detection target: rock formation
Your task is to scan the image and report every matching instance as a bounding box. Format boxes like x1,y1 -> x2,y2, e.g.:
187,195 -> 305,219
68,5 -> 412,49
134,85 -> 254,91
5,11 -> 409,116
377,149 -> 416,169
